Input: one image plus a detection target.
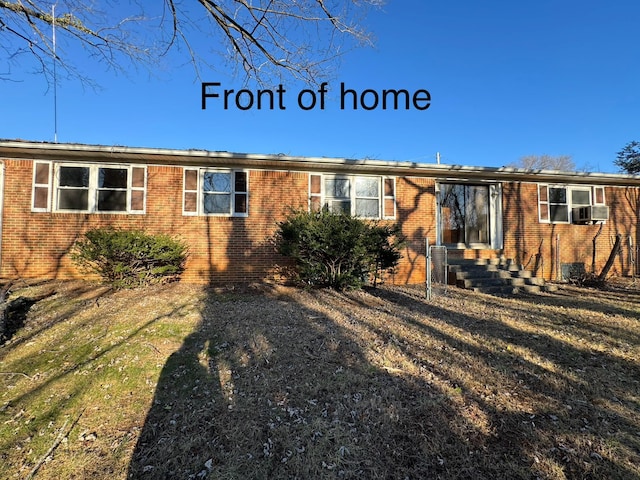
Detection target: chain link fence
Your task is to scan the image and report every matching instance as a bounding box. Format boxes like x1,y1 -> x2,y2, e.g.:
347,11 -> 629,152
426,241 -> 447,300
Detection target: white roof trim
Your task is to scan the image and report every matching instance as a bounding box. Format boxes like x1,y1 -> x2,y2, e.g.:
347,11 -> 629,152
2,139 -> 640,186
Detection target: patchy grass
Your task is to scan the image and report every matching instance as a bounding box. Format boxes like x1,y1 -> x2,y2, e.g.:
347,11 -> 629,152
1,279 -> 639,479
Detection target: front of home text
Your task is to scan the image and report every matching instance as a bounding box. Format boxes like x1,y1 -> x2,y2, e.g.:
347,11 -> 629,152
201,82 -> 432,111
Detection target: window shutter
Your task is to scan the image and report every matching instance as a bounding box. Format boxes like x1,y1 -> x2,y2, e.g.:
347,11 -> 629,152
538,185 -> 550,222
183,168 -> 199,215
32,162 -> 52,212
383,177 -> 396,219
130,167 -> 146,213
593,186 -> 605,205
233,171 -> 248,215
309,174 -> 322,211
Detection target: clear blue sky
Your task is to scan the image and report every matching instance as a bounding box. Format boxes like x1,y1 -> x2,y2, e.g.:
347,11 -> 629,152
1,1 -> 638,173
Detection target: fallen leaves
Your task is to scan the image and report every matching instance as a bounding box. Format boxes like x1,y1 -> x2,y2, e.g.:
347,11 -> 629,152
0,280 -> 639,479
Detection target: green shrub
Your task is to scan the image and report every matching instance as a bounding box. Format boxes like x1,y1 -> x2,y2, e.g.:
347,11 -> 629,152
71,228 -> 188,288
276,209 -> 404,290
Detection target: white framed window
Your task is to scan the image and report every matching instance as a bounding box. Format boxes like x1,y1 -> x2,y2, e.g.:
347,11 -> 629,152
308,174 -> 395,219
538,185 -> 603,223
183,168 -> 248,216
354,176 -> 380,217
325,176 -> 354,214
383,177 -> 396,219
45,163 -> 146,213
32,161 -> 52,212
57,165 -> 90,211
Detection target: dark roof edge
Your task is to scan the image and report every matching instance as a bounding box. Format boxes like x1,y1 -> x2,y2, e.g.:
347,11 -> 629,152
2,139 -> 640,186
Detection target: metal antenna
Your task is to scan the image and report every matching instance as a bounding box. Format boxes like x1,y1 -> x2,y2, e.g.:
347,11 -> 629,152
52,4 -> 58,143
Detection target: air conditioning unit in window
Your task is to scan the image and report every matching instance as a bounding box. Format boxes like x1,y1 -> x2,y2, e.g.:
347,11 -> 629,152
572,205 -> 609,223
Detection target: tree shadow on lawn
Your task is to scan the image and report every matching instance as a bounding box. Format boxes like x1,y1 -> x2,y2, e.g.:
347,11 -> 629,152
474,288 -> 640,355
517,283 -> 639,319
0,283 -> 199,479
0,281 -> 111,351
129,285 -> 557,480
365,286 -> 640,479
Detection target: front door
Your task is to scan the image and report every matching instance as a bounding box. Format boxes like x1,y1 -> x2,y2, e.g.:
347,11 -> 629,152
438,183 -> 501,248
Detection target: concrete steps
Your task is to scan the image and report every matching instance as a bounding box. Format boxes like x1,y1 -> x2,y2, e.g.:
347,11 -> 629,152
448,258 -> 557,295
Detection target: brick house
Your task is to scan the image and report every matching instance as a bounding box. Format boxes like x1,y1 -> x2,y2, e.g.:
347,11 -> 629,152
0,139 -> 638,285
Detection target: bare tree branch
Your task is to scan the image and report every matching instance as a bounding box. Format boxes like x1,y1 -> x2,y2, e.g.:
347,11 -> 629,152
508,154 -> 576,172
0,0 -> 382,85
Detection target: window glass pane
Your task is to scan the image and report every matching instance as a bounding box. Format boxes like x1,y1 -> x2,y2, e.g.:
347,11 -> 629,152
329,200 -> 350,213
234,193 -> 247,213
234,172 -> 247,192
466,186 -> 489,243
440,184 -> 466,243
539,204 -> 549,221
131,167 -> 145,188
35,163 -> 50,184
58,189 -> 88,210
33,187 -> 48,209
131,190 -> 144,211
384,198 -> 395,218
355,177 -> 379,197
571,189 -> 590,206
184,192 -> 197,212
594,187 -> 605,204
204,193 -> 230,213
539,185 -> 548,203
310,196 -> 322,211
384,178 -> 395,197
203,172 -> 231,192
310,175 -> 321,195
325,178 -> 350,198
59,167 -> 89,187
99,168 -> 128,189
549,187 -> 566,203
184,169 -> 198,190
356,198 -> 379,217
549,204 -> 568,222
98,190 -> 127,211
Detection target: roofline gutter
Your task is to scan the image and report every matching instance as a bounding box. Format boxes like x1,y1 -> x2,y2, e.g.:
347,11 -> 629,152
2,139 -> 640,186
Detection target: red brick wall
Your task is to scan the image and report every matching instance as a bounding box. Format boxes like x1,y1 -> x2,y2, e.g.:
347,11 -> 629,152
393,177 -> 436,284
2,159 -> 637,285
0,160 -> 308,284
502,182 -> 639,280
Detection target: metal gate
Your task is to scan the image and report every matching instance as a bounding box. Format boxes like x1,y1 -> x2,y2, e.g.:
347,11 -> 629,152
426,240 -> 447,300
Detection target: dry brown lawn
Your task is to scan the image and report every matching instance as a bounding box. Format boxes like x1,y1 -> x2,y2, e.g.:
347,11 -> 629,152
1,278 -> 639,479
